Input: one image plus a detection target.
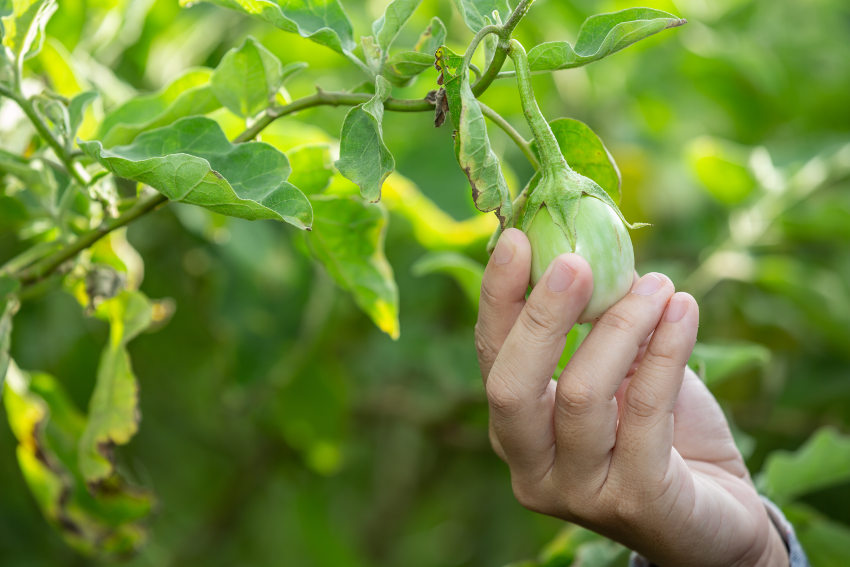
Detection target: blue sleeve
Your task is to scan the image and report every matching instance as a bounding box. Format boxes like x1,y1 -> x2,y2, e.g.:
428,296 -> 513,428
628,497 -> 810,567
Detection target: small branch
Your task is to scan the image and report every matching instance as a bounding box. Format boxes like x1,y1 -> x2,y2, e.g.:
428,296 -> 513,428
478,101 -> 539,169
16,193 -> 169,285
472,0 -> 536,96
461,24 -> 501,73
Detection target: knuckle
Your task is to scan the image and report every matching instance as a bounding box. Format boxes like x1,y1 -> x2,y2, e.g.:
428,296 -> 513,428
557,379 -> 599,417
623,383 -> 662,420
473,323 -> 499,363
596,307 -> 637,335
486,377 -> 524,417
511,478 -> 549,514
519,302 -> 558,342
643,342 -> 684,371
478,279 -> 500,309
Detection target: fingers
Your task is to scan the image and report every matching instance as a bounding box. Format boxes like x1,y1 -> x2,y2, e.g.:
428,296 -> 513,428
475,229 -> 531,382
486,253 -> 593,476
553,273 -> 675,482
612,292 -> 699,481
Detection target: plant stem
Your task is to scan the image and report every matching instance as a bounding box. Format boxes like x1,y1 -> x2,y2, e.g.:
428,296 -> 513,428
461,24 -> 501,74
478,101 -> 539,169
506,39 -> 568,175
472,0 -> 536,96
16,193 -> 168,285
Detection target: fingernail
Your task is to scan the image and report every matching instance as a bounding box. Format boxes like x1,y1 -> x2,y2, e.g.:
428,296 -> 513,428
664,294 -> 689,322
632,273 -> 664,296
493,232 -> 515,265
547,259 -> 576,292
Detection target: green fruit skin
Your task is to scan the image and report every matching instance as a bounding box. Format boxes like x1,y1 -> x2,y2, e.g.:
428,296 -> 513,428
527,196 -> 634,323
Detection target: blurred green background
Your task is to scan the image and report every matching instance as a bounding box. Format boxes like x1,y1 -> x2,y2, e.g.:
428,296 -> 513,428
2,0 -> 850,565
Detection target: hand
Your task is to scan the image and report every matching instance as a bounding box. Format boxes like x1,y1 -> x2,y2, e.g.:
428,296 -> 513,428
475,229 -> 789,567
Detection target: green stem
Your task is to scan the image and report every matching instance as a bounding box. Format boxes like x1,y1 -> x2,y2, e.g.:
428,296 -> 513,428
506,39 -> 568,175
16,193 -> 168,285
472,0 -> 536,96
478,101 -> 539,169
461,24 -> 501,74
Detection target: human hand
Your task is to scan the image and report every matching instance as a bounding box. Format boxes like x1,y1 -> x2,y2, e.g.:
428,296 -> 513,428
475,229 -> 789,567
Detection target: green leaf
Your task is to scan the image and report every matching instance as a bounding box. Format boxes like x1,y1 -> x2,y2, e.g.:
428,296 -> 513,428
68,90 -> 97,141
211,36 -> 283,118
783,504 -> 850,567
687,137 -> 757,206
527,8 -> 686,72
372,0 -> 422,53
688,341 -> 771,388
307,195 -> 399,339
78,290 -> 153,483
286,144 -> 334,195
0,276 -> 19,395
4,362 -> 153,557
453,0 -> 509,33
382,17 -> 444,85
335,75 -> 395,202
411,251 -> 483,307
186,0 -> 356,55
532,117 -> 621,203
456,76 -> 512,227
759,427 -> 850,505
1,0 -> 57,62
81,116 -> 313,229
95,68 -> 221,148
414,16 -> 446,56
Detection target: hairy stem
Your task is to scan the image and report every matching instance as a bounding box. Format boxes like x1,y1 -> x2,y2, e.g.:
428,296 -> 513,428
478,101 -> 539,169
506,39 -> 568,175
472,0 -> 536,96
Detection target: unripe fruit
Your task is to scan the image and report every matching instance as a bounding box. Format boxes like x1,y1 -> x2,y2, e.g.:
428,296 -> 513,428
526,196 -> 634,322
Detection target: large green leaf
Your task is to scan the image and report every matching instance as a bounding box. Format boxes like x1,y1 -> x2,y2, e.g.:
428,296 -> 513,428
307,195 -> 399,339
688,341 -> 771,388
0,275 -> 18,395
335,76 -> 395,202
78,290 -> 153,483
453,0 -> 509,33
372,0 -> 421,53
210,36 -> 283,118
784,504 -> 850,567
4,362 -> 153,557
186,0 -> 355,55
531,117 -> 622,203
527,8 -> 686,72
96,68 -> 221,148
81,116 -> 313,229
1,0 -> 56,62
456,75 -> 512,227
758,427 -> 850,505
286,143 -> 334,195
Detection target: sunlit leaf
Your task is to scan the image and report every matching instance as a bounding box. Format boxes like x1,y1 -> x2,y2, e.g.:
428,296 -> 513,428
307,195 -> 399,339
759,427 -> 850,505
68,90 -> 97,140
335,75 -> 395,202
78,290 -> 153,483
453,0 -> 509,33
687,137 -> 756,206
286,143 -> 334,195
95,68 -> 221,147
210,36 -> 283,118
4,362 -> 153,557
688,341 -> 771,388
0,276 -> 18,394
527,8 -> 686,72
382,16 -> 445,86
82,116 -> 313,229
532,118 -> 621,203
1,0 -> 57,62
372,0 -> 421,53
411,251 -> 483,307
414,16 -> 446,56
186,0 -> 356,55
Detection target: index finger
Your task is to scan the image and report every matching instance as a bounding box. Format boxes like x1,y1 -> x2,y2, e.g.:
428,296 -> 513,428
475,228 -> 531,382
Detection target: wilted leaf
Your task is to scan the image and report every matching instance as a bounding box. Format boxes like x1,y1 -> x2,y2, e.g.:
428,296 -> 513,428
372,0 -> 421,53
688,341 -> 771,388
78,290 -> 153,483
453,0 -> 509,33
412,251 -> 483,307
307,195 -> 399,339
4,362 -> 153,557
527,8 -> 686,72
96,68 -> 221,147
186,0 -> 355,55
532,118 -> 621,203
1,0 -> 57,62
335,75 -> 395,202
286,144 -> 334,195
82,116 -> 313,229
211,36 -> 283,118
759,427 -> 850,505
457,77 -> 512,227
